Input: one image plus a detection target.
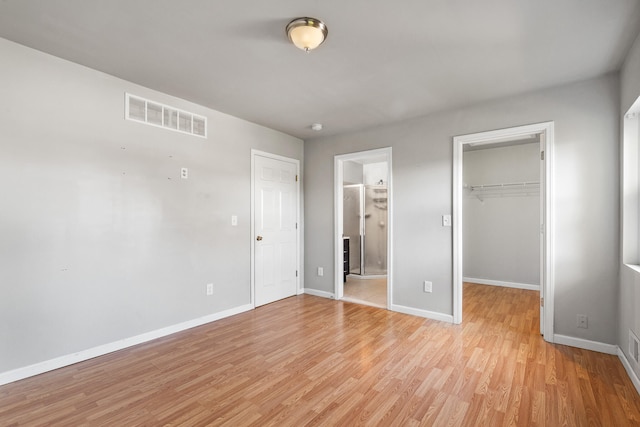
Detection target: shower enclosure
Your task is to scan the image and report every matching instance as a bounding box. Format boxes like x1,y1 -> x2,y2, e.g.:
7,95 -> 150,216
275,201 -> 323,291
343,184 -> 388,276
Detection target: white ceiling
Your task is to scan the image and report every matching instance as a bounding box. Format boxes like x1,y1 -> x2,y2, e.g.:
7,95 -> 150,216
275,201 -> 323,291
0,1 -> 639,140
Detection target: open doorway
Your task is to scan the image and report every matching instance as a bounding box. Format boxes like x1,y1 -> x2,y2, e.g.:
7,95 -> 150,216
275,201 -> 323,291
335,148 -> 392,309
462,139 -> 541,333
453,123 -> 554,341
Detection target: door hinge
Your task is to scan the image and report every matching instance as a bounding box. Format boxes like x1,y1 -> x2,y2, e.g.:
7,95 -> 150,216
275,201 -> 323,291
540,297 -> 544,307
540,151 -> 545,161
295,174 -> 298,182
540,223 -> 544,234
296,270 -> 298,277
295,222 -> 298,229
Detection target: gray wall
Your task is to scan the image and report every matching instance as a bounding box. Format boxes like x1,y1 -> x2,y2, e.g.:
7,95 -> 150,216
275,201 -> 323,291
305,72 -> 619,343
0,38 -> 303,374
620,31 -> 640,379
463,144 -> 540,286
343,160 -> 363,184
622,32 -> 640,115
364,162 -> 388,186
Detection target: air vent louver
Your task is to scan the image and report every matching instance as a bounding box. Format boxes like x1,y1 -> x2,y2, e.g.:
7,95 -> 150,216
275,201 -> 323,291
630,330 -> 640,364
125,93 -> 207,138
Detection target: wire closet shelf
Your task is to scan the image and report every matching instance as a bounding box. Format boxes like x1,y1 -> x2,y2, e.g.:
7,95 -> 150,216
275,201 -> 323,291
465,181 -> 540,202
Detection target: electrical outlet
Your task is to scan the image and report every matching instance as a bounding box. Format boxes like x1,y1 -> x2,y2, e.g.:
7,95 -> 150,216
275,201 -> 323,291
181,168 -> 188,179
231,215 -> 238,226
424,281 -> 432,293
317,267 -> 324,277
206,283 -> 213,295
577,314 -> 588,329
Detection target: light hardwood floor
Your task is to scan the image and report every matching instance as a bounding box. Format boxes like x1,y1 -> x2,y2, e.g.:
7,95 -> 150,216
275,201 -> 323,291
1,283 -> 639,426
343,276 -> 387,308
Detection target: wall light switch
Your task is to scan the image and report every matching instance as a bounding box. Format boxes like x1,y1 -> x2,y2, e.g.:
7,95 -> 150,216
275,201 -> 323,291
231,215 -> 238,226
442,215 -> 452,227
317,267 -> 324,276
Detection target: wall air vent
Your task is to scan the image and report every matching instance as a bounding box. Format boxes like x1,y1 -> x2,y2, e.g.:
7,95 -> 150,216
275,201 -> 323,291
629,330 -> 640,364
125,93 -> 207,138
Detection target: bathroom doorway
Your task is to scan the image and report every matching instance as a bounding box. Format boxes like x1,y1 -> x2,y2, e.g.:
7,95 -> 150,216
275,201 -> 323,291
334,148 -> 392,309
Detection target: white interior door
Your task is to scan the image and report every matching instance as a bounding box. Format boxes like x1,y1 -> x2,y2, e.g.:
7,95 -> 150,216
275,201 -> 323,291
254,154 -> 298,307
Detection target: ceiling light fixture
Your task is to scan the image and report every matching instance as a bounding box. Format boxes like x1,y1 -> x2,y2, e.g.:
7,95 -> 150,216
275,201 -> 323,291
311,123 -> 323,131
286,17 -> 328,52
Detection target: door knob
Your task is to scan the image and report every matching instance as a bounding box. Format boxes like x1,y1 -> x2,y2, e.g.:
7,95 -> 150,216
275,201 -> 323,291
256,235 -> 263,241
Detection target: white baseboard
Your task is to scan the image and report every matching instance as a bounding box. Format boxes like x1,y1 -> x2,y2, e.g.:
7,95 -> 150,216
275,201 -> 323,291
553,334 -> 618,355
0,303 -> 254,387
303,288 -> 335,299
464,277 -> 539,291
391,304 -> 454,323
618,347 -> 640,396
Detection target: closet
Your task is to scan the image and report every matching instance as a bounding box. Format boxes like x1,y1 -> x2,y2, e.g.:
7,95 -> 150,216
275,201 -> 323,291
463,141 -> 540,289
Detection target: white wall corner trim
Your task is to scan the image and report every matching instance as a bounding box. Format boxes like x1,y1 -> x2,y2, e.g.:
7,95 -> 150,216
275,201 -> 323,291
391,304 -> 454,323
553,334 -> 618,355
0,304 -> 253,387
463,277 -> 540,291
618,347 -> 640,396
303,288 -> 335,299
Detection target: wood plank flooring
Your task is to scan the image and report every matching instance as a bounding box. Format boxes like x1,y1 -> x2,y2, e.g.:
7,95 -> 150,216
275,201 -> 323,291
1,282 -> 640,426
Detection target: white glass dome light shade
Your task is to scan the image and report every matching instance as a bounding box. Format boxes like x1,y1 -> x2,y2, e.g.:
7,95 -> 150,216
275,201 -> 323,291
286,18 -> 328,52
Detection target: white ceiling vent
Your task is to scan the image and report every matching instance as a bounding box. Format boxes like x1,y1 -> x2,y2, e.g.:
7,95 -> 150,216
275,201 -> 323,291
125,93 -> 207,138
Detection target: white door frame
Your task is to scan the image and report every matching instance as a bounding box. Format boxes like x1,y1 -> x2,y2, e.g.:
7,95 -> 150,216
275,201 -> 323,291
251,149 -> 302,308
334,147 -> 393,308
452,122 -> 554,341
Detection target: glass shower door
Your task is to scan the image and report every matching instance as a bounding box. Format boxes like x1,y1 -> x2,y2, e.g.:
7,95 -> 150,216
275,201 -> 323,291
363,185 -> 387,275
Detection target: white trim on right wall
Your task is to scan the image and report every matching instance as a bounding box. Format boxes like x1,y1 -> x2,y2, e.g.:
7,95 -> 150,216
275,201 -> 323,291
452,122 -> 555,342
619,347 -> 640,396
